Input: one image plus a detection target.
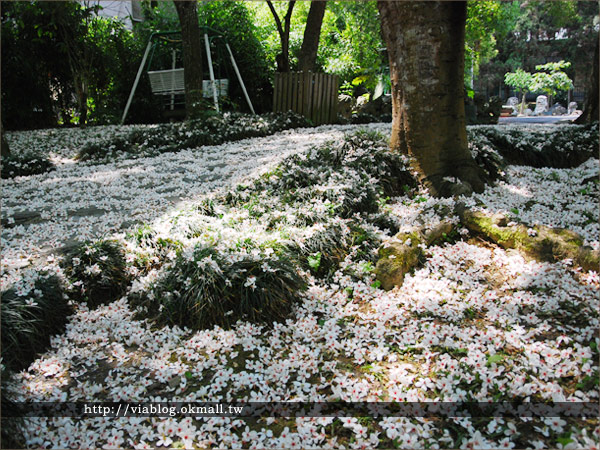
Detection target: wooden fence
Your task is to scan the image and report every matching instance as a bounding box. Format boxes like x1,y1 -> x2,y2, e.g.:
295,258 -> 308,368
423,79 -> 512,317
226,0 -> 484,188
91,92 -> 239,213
273,72 -> 338,125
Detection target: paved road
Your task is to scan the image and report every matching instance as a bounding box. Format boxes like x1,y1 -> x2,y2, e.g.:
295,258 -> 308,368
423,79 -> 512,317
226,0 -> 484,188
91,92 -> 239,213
498,114 -> 581,125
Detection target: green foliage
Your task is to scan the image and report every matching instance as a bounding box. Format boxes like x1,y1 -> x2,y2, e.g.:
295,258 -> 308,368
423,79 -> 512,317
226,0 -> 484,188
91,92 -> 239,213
307,252 -> 322,271
200,1 -> 271,113
1,1 -> 150,129
503,68 -> 533,113
468,123 -> 598,171
1,152 -> 55,179
1,274 -> 72,371
249,1 -> 385,92
301,223 -> 350,278
505,61 -> 573,109
134,245 -> 306,330
61,239 -> 130,308
529,60 -> 573,100
504,69 -> 533,93
465,1 -> 519,84
480,1 -> 596,98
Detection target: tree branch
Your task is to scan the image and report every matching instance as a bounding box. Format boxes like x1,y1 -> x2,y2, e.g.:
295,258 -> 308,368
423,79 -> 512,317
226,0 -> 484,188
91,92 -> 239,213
266,1 -> 285,41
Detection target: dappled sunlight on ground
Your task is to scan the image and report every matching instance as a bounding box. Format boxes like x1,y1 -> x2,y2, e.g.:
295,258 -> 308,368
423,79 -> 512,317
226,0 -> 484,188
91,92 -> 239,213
2,123 -> 598,449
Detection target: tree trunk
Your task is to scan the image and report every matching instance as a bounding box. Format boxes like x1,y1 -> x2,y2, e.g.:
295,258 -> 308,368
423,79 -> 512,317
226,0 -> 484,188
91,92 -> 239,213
74,75 -> 89,126
520,91 -> 527,115
174,0 -> 204,118
575,32 -> 598,124
1,122 -> 10,158
267,1 -> 295,72
378,1 -> 488,197
298,1 -> 327,73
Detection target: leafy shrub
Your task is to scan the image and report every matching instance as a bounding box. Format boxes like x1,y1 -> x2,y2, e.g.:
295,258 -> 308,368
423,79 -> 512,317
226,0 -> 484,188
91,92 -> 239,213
1,274 -> 72,371
61,239 -> 130,307
467,123 -> 598,169
349,112 -> 392,124
1,152 -> 54,179
133,244 -> 306,330
471,94 -> 502,125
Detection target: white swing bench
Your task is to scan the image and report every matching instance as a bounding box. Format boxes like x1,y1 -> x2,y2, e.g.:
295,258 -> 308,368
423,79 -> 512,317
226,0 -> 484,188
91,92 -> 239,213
147,68 -> 229,98
121,32 -> 254,124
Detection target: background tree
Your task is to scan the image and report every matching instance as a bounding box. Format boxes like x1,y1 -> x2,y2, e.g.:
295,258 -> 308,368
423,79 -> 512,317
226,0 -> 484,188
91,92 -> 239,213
476,1 -> 597,101
504,68 -> 533,114
2,1 -> 148,129
49,1 -> 100,126
378,1 -> 487,197
173,0 -> 204,118
297,1 -> 327,73
266,0 -> 296,72
576,33 -> 599,123
529,60 -> 573,106
465,1 -> 518,90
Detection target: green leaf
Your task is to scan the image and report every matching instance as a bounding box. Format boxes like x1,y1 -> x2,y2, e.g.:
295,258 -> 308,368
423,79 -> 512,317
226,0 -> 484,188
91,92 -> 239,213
308,252 -> 321,271
184,371 -> 193,379
487,353 -> 505,365
556,436 -> 573,446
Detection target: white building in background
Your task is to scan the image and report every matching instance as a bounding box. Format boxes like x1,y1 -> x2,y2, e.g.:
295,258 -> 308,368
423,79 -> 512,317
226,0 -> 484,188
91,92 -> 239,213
86,1 -> 144,29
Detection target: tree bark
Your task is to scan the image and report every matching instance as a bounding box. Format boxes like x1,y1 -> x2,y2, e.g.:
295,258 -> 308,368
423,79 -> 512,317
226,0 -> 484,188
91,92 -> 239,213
174,0 -> 204,118
575,32 -> 598,124
267,0 -> 296,72
1,122 -> 10,158
378,1 -> 488,197
298,1 -> 327,73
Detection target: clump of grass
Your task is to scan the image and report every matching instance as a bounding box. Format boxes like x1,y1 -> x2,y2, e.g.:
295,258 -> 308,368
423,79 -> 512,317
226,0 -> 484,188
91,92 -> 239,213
296,220 -> 380,279
366,212 -> 401,235
133,244 -> 306,330
134,246 -> 227,329
126,224 -> 184,273
226,253 -> 306,325
252,131 -> 416,221
61,239 -> 130,307
1,152 -> 55,179
1,274 -> 72,371
1,365 -> 25,449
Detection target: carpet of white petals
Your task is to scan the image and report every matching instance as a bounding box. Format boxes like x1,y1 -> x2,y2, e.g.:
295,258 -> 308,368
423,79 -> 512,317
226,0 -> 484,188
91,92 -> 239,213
3,123 -> 599,449
2,123 -> 386,288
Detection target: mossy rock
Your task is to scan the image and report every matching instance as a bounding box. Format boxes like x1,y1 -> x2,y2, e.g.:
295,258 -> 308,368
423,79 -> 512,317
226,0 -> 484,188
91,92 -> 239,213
462,210 -> 599,271
375,231 -> 423,290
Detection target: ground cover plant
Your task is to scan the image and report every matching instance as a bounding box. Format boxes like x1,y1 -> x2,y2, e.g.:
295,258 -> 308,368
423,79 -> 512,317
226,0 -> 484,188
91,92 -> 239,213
76,112 -> 310,162
2,112 -> 310,177
1,122 -> 598,449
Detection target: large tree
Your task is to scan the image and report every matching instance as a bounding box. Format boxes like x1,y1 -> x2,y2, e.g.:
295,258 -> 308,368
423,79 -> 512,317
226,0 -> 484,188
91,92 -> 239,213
378,1 -> 488,197
174,0 -> 203,118
297,1 -> 327,73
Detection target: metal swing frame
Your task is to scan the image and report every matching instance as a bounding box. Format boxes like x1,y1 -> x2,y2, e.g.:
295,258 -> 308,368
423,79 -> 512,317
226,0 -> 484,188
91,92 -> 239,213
121,29 -> 255,124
